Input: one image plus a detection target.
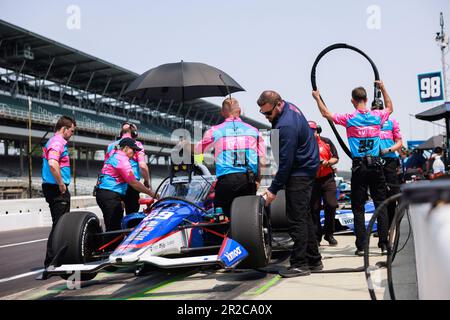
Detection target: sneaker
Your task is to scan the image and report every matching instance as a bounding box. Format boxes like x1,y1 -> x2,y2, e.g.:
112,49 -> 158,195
279,266 -> 311,278
324,235 -> 338,246
355,249 -> 365,256
308,261 -> 324,271
373,232 -> 379,238
380,244 -> 389,256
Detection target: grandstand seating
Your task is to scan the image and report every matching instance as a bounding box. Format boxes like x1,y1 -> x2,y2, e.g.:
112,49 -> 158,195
0,92 -> 176,144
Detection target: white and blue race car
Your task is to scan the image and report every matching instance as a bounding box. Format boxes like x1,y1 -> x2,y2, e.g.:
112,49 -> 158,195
42,164 -> 377,281
42,164 -> 272,281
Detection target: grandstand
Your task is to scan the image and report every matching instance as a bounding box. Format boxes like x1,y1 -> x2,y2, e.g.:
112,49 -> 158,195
0,19 -> 270,198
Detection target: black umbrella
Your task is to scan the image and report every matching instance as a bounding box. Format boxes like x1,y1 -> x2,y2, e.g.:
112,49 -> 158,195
124,61 -> 245,101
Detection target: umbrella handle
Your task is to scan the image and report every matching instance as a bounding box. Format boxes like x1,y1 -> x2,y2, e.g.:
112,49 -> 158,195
219,74 -> 231,99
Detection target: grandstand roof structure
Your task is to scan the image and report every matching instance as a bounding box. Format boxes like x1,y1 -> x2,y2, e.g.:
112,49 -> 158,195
0,19 -> 269,131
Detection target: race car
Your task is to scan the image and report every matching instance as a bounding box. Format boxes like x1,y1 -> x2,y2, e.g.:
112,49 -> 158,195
42,164 -> 272,281
270,190 -> 377,234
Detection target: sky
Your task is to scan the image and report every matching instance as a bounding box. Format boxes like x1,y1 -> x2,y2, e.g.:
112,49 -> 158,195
1,0 -> 449,170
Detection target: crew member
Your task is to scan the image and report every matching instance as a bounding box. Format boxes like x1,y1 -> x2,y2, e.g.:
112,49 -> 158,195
41,115 -> 76,268
96,138 -> 154,232
105,122 -> 151,214
259,90 -> 322,278
308,121 -> 339,246
195,97 -> 266,216
373,102 -> 403,226
313,80 -> 392,256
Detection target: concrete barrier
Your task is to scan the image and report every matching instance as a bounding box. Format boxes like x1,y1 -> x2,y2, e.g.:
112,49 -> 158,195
0,196 -> 99,232
402,181 -> 450,300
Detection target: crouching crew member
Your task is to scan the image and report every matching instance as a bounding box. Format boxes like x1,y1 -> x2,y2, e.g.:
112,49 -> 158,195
313,80 -> 392,256
106,122 -> 151,215
96,138 -> 154,232
195,97 -> 266,216
41,116 -> 76,268
308,121 -> 339,246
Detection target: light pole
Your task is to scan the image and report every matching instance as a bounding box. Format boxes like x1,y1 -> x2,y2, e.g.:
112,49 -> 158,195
27,97 -> 32,198
436,12 -> 449,101
435,12 -> 450,171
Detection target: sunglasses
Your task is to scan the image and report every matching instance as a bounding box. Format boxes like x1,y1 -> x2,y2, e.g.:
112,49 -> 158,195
259,103 -> 278,116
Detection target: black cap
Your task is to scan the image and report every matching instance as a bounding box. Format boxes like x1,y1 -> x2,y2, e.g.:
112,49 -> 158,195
119,137 -> 142,151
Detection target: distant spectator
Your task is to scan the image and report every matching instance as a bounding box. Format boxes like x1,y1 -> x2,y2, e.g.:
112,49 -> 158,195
404,149 -> 426,181
430,147 -> 446,174
398,147 -> 409,183
405,149 -> 426,170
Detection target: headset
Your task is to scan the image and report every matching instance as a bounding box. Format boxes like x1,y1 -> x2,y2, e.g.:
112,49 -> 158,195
119,122 -> 138,139
371,98 -> 384,110
308,121 -> 322,134
316,124 -> 322,135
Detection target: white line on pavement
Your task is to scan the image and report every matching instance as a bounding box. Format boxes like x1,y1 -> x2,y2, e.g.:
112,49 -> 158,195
0,238 -> 47,249
0,269 -> 44,284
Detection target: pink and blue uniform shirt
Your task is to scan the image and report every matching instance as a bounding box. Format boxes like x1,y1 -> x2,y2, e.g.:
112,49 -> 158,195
379,118 -> 402,159
332,109 -> 390,158
105,133 -> 145,180
42,133 -> 70,185
196,117 -> 266,178
98,149 -> 136,195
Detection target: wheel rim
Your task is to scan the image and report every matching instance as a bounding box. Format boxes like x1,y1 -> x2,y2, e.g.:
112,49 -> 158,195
261,208 -> 271,260
81,217 -> 101,263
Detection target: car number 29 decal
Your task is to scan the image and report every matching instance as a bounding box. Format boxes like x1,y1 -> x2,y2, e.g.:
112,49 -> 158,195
149,210 -> 174,220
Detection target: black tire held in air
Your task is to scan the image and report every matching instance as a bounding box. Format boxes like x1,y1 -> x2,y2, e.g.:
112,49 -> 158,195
51,211 -> 102,281
230,195 -> 271,268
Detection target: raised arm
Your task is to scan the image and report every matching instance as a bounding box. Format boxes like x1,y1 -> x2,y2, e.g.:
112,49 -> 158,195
312,90 -> 334,121
375,80 -> 393,115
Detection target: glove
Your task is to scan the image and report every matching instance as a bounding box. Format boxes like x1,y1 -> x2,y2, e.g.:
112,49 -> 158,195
381,148 -> 391,155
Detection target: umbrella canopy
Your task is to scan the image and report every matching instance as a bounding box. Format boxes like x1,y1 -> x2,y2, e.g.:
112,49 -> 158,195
415,102 -> 450,121
415,134 -> 446,150
124,61 -> 245,101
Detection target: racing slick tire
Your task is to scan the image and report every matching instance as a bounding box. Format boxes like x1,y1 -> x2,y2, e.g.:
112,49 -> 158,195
269,190 -> 288,230
52,211 -> 102,281
230,195 -> 271,268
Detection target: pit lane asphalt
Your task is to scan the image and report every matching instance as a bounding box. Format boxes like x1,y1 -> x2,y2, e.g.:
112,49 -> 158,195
0,227 -> 60,297
0,227 -> 289,300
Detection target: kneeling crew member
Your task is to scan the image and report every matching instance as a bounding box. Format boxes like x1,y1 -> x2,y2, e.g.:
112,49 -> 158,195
106,122 -> 151,215
313,81 -> 392,256
96,138 -> 154,232
308,121 -> 339,246
195,97 -> 266,216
